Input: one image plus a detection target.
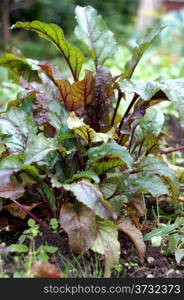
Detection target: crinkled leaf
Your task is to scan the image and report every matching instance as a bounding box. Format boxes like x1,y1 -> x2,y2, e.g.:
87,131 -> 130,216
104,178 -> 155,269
83,66 -> 114,132
87,141 -> 133,168
0,154 -> 24,170
59,203 -> 97,253
0,108 -> 37,153
156,78 -> 184,127
139,157 -> 179,199
75,5 -> 117,65
122,23 -> 165,79
64,171 -> 100,184
89,157 -> 125,175
62,180 -> 116,220
126,173 -> 169,197
56,70 -> 94,111
118,217 -> 146,262
136,107 -> 165,139
24,133 -> 65,165
13,21 -> 85,80
121,78 -> 184,126
91,219 -> 120,277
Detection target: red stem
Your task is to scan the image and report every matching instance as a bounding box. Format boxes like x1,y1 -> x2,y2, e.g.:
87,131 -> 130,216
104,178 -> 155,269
160,146 -> 184,155
11,199 -> 48,228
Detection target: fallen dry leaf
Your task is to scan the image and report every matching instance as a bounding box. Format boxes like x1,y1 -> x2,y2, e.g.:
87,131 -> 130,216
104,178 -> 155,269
26,261 -> 62,278
4,203 -> 40,219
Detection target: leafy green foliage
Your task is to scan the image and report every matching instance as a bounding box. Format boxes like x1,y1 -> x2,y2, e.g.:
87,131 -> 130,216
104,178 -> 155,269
0,5 -> 183,277
12,21 -> 86,81
75,5 -> 117,66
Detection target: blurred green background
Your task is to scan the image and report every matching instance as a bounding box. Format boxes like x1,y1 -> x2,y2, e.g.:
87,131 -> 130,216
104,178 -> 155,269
1,0 -> 184,79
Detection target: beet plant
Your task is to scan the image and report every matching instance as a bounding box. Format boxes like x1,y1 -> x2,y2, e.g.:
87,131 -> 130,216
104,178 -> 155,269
0,5 -> 184,277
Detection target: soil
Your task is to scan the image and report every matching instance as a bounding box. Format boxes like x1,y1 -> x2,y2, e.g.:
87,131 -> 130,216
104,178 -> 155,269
1,197 -> 184,278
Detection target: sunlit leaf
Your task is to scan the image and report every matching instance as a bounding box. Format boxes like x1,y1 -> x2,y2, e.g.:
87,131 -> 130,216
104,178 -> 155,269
0,53 -> 40,83
59,203 -> 97,253
67,112 -> 117,144
91,219 -> 120,277
13,21 -> 86,80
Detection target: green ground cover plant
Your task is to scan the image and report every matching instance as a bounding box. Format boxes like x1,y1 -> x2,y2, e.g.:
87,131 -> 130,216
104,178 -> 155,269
0,5 -> 184,277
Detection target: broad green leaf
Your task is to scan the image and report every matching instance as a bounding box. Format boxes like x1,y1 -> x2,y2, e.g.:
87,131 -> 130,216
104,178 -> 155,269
91,219 -> 120,277
120,78 -> 184,126
0,53 -> 40,83
59,203 -> 97,253
64,171 -> 100,184
75,5 -> 117,65
144,223 -> 177,241
122,23 -> 165,79
87,141 -> 133,168
126,173 -> 169,197
90,157 -> 125,175
118,217 -> 146,262
13,21 -> 86,80
139,157 -> 179,199
156,78 -> 184,126
0,108 -> 37,153
0,182 -> 24,200
120,79 -> 161,101
0,154 -> 24,170
62,180 -> 116,220
136,107 -> 165,139
24,133 -> 66,165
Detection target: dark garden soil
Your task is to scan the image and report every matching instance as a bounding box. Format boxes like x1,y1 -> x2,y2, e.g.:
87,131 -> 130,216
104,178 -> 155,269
1,196 -> 184,278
